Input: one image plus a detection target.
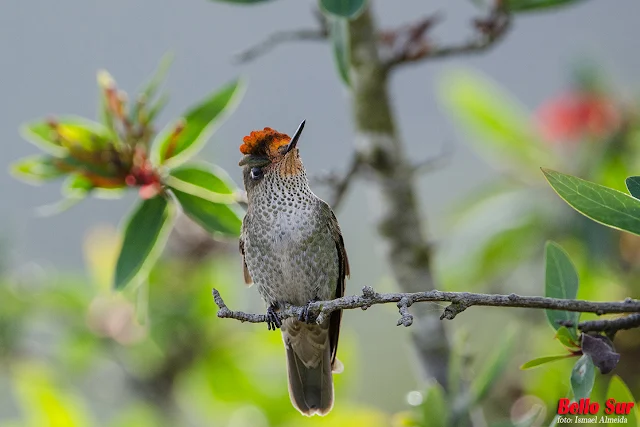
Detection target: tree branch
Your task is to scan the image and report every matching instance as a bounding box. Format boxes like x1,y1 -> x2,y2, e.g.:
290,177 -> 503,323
410,141 -> 454,174
312,155 -> 361,210
560,313 -> 640,336
234,10 -> 328,63
213,287 -> 640,327
347,5 -> 451,386
384,5 -> 511,69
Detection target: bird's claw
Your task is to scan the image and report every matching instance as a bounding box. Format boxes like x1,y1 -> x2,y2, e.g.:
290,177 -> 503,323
266,305 -> 282,331
298,299 -> 318,324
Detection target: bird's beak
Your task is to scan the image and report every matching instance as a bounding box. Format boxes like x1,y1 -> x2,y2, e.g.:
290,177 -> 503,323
284,120 -> 305,154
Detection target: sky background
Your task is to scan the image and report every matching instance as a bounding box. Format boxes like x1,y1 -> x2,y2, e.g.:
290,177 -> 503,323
1,0 -> 639,412
3,0 -> 639,273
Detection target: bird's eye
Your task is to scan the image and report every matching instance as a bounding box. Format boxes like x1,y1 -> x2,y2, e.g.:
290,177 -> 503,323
250,167 -> 264,180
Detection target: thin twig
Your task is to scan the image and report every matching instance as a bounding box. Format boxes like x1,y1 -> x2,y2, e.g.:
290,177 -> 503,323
312,155 -> 361,210
234,29 -> 327,63
212,287 -> 640,328
411,141 -> 454,174
560,313 -> 640,335
234,10 -> 329,63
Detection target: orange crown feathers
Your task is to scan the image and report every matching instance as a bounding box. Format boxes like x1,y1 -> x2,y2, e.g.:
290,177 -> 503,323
240,127 -> 291,157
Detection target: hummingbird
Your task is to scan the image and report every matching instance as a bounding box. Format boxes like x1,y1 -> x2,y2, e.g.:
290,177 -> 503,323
238,120 -> 349,416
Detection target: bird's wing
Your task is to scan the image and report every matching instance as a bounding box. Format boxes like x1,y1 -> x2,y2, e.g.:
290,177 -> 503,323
321,201 -> 349,368
239,222 -> 253,286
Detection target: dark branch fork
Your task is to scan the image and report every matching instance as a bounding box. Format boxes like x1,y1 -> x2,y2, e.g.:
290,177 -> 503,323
235,4 -> 511,70
213,287 -> 640,334
383,7 -> 511,69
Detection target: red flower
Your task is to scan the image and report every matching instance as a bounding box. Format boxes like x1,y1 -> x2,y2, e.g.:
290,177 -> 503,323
536,92 -> 620,144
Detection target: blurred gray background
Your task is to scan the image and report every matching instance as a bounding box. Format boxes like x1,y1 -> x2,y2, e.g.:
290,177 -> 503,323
1,0 -> 639,412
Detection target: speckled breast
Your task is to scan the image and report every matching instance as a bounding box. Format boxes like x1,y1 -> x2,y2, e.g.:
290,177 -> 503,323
243,180 -> 339,307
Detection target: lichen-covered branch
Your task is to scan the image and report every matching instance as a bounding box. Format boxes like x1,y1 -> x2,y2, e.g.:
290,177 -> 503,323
560,313 -> 640,336
347,4 -> 450,386
213,287 -> 640,328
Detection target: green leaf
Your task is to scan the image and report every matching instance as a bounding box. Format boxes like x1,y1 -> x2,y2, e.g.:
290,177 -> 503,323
543,169 -> 640,236
12,363 -> 94,427
606,376 -> 639,427
35,197 -> 86,218
10,155 -> 67,184
32,174 -> 95,217
555,326 -> 580,349
114,196 -> 176,290
62,174 -> 93,198
507,0 -> 586,12
626,176 -> 640,200
520,354 -> 575,370
545,241 -> 579,338
21,117 -> 110,156
469,328 -> 515,405
421,382 -> 448,427
439,69 -> 552,174
131,53 -> 173,124
153,79 -> 244,167
168,164 -> 242,237
329,17 -> 351,86
571,355 -> 595,401
320,0 -> 366,18
448,329 -> 469,397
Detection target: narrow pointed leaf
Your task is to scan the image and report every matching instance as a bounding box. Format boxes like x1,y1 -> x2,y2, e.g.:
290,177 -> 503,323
421,382 -> 448,427
153,79 -> 244,167
543,169 -> 640,236
320,0 -> 366,19
35,196 -> 87,217
520,354 -> 575,370
507,0 -> 586,12
440,70 -> 552,174
545,241 -> 579,338
606,376 -> 639,427
168,164 -> 242,236
10,155 -> 67,184
34,174 -> 95,216
555,326 -> 580,349
571,355 -> 595,401
329,17 -> 351,86
22,117 -> 110,156
62,174 -> 93,198
626,176 -> 640,200
130,53 -> 173,123
114,196 -> 176,290
469,328 -> 515,404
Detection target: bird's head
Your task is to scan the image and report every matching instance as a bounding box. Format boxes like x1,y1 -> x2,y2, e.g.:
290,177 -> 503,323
238,120 -> 306,193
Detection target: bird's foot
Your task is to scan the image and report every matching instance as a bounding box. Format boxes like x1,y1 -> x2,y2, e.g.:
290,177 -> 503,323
266,305 -> 282,331
299,298 -> 319,324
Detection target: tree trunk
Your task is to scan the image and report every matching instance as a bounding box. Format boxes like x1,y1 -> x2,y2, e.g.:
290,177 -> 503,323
347,5 -> 451,387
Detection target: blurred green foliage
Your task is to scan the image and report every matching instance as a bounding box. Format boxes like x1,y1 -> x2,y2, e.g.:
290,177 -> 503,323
436,65 -> 640,425
0,226 -> 389,426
